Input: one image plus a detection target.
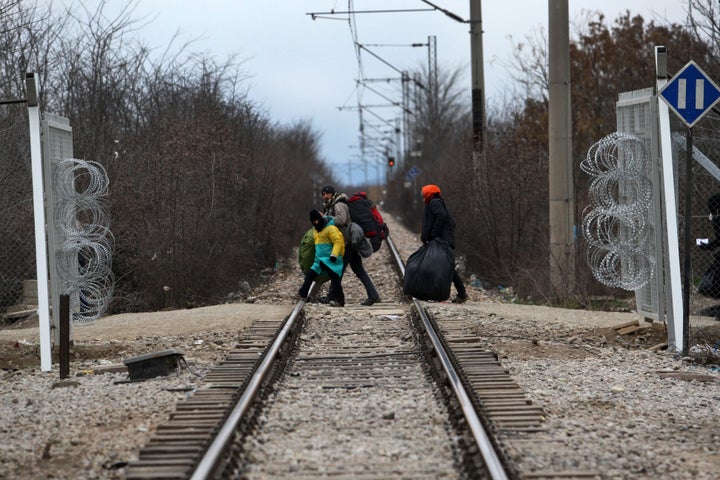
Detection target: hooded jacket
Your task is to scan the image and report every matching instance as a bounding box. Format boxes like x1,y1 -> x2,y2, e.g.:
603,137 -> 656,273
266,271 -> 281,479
420,184 -> 456,249
323,192 -> 351,242
310,217 -> 346,277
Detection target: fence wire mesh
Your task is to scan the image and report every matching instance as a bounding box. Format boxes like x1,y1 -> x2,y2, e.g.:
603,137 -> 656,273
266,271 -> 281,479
0,107 -> 34,314
605,87 -> 720,332
678,117 -> 720,318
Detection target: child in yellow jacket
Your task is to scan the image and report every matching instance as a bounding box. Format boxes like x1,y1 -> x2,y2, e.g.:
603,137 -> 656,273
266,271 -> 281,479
298,209 -> 346,306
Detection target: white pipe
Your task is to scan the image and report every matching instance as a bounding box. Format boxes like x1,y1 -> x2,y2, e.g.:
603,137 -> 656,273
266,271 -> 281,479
28,93 -> 53,371
656,48 -> 684,353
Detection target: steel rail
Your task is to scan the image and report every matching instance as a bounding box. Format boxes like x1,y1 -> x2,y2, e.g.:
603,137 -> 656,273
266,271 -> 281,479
189,235 -> 509,479
189,299 -> 306,480
385,236 -> 509,480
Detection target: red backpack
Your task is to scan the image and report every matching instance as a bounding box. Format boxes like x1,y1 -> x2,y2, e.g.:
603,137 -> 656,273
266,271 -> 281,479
347,192 -> 389,252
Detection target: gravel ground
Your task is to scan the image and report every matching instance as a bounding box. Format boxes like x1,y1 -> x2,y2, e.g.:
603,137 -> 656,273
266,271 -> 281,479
425,302 -> 720,479
1,213 -> 719,479
239,306 -> 462,479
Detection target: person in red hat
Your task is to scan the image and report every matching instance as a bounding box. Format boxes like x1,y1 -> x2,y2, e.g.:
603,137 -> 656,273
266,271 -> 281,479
421,184 -> 468,303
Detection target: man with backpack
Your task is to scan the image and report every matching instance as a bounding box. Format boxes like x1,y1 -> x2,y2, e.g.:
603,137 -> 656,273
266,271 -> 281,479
347,191 -> 389,252
321,184 -> 351,241
321,185 -> 382,306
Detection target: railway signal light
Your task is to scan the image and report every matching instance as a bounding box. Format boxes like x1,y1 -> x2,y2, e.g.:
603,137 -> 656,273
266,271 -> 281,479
387,156 -> 395,167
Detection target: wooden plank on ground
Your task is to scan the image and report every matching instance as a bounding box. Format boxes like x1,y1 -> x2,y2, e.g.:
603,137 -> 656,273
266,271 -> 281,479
2,308 -> 37,320
613,320 -> 639,331
616,325 -> 645,335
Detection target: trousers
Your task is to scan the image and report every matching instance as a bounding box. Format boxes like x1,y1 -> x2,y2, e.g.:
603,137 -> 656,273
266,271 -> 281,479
329,247 -> 379,301
300,262 -> 344,306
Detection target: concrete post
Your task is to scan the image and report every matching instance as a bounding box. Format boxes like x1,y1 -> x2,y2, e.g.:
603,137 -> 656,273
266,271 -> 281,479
548,0 -> 575,296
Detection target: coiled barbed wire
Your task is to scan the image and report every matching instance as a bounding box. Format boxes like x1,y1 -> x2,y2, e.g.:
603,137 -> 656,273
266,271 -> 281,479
53,159 -> 114,324
581,132 -> 655,290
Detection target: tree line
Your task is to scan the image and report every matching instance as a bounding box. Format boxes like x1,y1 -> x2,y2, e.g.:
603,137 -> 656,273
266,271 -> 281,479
0,0 -> 333,312
2,1 -> 719,312
385,3 -> 720,306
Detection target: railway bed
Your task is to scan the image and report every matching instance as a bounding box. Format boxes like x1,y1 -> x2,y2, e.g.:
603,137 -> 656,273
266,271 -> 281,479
2,215 -> 719,479
124,223 -> 607,480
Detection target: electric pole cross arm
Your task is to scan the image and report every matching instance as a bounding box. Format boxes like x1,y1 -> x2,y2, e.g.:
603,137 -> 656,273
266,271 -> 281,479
337,104 -> 401,110
306,8 -> 435,20
418,0 -> 467,23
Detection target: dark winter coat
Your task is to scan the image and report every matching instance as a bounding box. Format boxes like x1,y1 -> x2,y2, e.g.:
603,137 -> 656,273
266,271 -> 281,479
421,195 -> 456,249
323,192 -> 351,243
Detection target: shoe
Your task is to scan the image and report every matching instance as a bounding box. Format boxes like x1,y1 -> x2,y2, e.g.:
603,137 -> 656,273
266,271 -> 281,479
318,296 -> 330,304
452,294 -> 468,304
361,297 -> 381,306
328,300 -> 344,307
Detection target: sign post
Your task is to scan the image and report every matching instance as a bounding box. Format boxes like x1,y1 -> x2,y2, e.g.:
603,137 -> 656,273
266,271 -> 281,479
658,60 -> 720,354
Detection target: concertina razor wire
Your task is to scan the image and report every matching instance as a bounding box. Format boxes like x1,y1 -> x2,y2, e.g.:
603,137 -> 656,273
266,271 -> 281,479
580,132 -> 655,291
53,158 -> 114,324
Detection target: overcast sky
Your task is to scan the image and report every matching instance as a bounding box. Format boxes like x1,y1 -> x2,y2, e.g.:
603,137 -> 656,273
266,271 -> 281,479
117,1 -> 689,187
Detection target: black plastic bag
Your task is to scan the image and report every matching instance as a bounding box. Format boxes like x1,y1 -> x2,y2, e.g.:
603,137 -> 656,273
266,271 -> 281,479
403,240 -> 454,301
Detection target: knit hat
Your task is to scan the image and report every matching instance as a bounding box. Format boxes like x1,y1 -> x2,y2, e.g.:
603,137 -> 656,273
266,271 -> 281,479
309,209 -> 323,222
421,184 -> 441,204
321,185 -> 336,195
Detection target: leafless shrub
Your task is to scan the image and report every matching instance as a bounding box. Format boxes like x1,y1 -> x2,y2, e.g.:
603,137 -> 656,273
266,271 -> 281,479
0,1 -> 331,312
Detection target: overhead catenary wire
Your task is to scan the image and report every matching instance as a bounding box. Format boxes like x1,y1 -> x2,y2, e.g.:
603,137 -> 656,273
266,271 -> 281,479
309,0 -> 452,182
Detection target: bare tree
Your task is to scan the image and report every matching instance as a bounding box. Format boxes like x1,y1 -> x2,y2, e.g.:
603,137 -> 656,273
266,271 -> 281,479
0,0 -> 335,312
0,0 -> 61,310
686,0 -> 720,63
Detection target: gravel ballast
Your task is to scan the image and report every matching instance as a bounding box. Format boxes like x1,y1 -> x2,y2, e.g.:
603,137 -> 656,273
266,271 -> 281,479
1,213 -> 719,479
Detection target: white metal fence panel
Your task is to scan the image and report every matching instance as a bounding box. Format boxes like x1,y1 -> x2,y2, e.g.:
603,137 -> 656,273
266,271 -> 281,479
616,88 -> 664,322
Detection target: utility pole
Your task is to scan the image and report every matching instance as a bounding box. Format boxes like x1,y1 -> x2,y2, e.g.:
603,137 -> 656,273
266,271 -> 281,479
401,70 -> 410,168
469,0 -> 485,153
428,35 -> 437,119
468,0 -> 489,233
427,36 -> 437,91
548,0 -> 575,296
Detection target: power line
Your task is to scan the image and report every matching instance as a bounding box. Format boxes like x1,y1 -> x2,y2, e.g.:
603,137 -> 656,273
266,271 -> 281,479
306,8 -> 435,20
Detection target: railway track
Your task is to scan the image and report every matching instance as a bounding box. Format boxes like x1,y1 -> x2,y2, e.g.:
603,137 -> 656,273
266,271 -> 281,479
125,225 -> 550,479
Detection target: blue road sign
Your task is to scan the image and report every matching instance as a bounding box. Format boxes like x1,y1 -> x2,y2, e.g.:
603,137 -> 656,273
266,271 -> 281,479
406,166 -> 421,182
659,60 -> 720,128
